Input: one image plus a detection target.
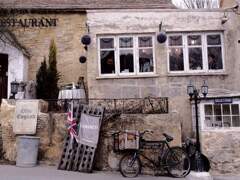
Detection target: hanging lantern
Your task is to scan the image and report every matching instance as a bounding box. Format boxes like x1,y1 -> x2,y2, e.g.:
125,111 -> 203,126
81,35 -> 91,45
79,56 -> 87,63
157,32 -> 167,44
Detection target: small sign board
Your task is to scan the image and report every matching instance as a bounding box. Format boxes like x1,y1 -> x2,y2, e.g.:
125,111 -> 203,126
214,98 -> 233,104
13,100 -> 39,134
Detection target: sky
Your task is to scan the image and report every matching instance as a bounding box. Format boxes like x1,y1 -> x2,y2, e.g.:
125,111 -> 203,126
171,0 -> 219,8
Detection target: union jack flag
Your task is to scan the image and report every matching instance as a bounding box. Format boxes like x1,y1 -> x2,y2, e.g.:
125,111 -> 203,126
67,111 -> 80,143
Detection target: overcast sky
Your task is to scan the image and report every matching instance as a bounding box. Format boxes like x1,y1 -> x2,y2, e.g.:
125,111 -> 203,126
171,0 -> 219,8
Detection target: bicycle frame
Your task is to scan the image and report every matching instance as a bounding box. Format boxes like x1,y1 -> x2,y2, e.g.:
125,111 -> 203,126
130,139 -> 173,170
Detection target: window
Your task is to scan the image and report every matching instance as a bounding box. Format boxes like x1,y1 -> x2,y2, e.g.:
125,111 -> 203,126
100,37 -> 116,74
98,35 -> 155,76
168,32 -> 224,73
204,104 -> 240,128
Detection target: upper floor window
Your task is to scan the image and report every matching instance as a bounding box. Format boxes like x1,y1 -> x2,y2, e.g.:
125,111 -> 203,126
98,35 -> 155,76
168,32 -> 224,73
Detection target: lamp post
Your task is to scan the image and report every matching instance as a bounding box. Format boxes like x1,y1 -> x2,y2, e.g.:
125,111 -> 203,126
10,80 -> 19,99
187,80 -> 208,172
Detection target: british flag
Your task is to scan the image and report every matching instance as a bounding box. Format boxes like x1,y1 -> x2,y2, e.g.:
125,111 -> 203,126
67,111 -> 79,142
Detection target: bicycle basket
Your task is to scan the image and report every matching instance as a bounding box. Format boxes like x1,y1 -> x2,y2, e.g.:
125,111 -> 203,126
112,130 -> 139,152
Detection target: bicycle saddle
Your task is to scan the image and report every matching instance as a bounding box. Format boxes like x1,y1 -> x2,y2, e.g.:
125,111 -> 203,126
163,133 -> 173,142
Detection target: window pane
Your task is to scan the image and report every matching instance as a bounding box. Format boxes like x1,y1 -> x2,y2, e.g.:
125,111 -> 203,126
204,105 -> 213,115
168,36 -> 182,46
139,49 -> 153,72
138,36 -> 152,47
205,116 -> 214,127
232,104 -> 239,115
222,104 -> 230,115
120,37 -> 133,48
189,48 -> 203,70
207,34 -> 221,45
169,48 -> 184,71
232,116 -> 240,127
188,35 -> 201,46
208,47 -> 223,70
100,50 -> 115,74
214,105 -> 221,115
120,50 -> 134,73
223,116 -> 231,127
100,38 -> 114,49
215,116 -> 223,127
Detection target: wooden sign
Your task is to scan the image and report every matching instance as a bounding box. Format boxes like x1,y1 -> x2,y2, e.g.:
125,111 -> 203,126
13,100 -> 39,134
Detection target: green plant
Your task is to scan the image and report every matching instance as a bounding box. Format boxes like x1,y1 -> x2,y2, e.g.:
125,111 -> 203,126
36,57 -> 48,99
47,39 -> 60,100
36,39 -> 60,100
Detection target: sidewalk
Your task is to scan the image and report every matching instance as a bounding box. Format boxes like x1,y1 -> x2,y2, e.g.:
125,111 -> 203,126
0,165 -> 239,180
0,165 -> 183,180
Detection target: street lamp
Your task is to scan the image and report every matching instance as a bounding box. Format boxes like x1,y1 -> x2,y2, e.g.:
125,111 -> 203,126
187,80 -> 208,172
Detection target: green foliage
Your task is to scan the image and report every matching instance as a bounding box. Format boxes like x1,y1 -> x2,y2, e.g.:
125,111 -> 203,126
47,39 -> 60,100
36,57 -> 48,99
36,39 -> 60,100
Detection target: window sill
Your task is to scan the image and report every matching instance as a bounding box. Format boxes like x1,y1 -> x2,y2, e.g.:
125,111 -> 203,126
201,128 -> 240,132
96,74 -> 160,80
167,72 -> 228,77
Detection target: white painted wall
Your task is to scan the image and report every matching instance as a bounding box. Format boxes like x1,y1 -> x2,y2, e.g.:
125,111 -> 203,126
0,40 -> 29,98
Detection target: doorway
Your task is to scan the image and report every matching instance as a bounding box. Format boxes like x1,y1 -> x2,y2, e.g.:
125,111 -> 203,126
0,54 -> 8,104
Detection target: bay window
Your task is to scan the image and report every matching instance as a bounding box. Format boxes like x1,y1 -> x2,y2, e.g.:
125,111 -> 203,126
98,34 -> 155,76
168,32 -> 224,73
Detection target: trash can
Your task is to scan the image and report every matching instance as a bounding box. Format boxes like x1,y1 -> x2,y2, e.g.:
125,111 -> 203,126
16,136 -> 40,167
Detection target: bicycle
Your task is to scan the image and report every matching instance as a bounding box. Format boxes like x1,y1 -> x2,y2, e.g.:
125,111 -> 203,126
116,130 -> 191,178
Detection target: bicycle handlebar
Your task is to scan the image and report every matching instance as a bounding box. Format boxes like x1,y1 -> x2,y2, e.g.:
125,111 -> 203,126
111,130 -> 154,137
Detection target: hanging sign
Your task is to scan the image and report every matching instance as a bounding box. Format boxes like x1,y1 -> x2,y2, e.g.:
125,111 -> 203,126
13,100 -> 39,134
0,18 -> 58,28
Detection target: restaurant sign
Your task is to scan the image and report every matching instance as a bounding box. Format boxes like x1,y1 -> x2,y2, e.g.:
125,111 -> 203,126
13,100 -> 39,134
0,17 -> 58,28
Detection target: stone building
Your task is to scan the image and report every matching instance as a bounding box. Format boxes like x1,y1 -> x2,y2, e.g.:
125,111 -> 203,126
220,0 -> 240,8
1,0 -> 240,175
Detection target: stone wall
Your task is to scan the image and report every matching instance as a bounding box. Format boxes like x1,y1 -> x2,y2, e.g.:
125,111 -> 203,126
11,13 -> 88,85
95,113 -> 182,173
86,10 -> 240,138
202,131 -> 240,175
0,99 -> 182,172
0,99 -> 67,163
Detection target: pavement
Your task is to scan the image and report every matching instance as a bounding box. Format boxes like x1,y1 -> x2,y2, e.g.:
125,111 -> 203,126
0,165 -> 239,180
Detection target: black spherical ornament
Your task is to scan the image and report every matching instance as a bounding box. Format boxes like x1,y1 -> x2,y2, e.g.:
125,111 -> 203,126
79,56 -> 87,63
81,35 -> 91,45
157,32 -> 167,43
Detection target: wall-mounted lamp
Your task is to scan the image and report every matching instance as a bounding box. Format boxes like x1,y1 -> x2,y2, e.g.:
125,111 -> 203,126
157,22 -> 167,44
10,80 -> 19,99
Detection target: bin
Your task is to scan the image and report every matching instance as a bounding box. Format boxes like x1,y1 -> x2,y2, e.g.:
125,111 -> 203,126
16,136 -> 40,167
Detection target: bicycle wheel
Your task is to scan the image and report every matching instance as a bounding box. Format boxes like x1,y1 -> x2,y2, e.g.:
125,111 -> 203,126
165,147 -> 190,178
119,153 -> 141,178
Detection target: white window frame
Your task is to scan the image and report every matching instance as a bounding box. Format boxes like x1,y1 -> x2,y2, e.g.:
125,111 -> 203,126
98,36 -> 117,77
167,32 -> 225,74
198,100 -> 240,132
98,34 -> 156,77
118,35 -> 135,75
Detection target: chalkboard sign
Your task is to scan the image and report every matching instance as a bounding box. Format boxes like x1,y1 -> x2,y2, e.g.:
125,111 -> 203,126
13,100 -> 39,134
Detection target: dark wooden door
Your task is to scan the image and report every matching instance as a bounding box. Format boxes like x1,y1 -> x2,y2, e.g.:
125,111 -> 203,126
0,54 -> 8,104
